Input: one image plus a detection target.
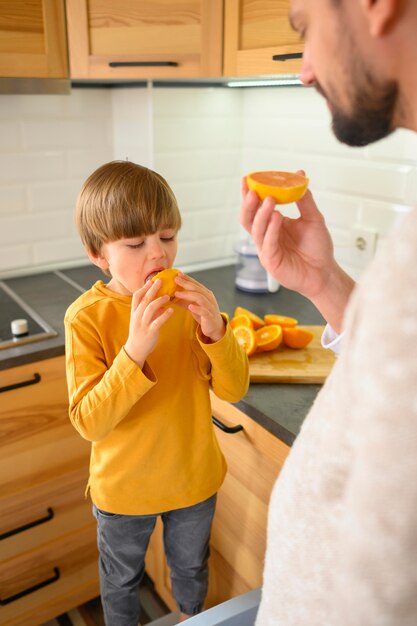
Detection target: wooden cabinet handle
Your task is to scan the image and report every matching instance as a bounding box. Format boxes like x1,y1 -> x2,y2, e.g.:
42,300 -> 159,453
0,567 -> 60,605
0,372 -> 41,394
212,416 -> 243,434
0,507 -> 54,541
109,61 -> 179,67
272,53 -> 303,61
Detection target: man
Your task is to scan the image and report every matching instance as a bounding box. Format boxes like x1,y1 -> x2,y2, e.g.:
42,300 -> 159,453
240,1 -> 417,624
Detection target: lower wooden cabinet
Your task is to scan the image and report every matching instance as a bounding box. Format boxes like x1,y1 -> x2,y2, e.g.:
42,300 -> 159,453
0,357 -> 98,626
145,392 -> 290,610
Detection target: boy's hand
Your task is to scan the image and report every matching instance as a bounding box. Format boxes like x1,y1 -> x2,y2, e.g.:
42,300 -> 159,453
124,279 -> 173,368
174,273 -> 225,343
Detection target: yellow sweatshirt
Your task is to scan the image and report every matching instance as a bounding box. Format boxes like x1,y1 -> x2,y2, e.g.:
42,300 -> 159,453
64,280 -> 249,515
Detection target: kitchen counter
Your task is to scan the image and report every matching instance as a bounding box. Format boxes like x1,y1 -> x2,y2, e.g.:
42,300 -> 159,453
0,264 -> 326,445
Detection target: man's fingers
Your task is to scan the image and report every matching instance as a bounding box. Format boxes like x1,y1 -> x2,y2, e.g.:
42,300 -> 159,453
240,189 -> 263,233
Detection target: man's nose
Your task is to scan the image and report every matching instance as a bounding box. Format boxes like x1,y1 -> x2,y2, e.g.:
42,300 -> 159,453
299,46 -> 315,86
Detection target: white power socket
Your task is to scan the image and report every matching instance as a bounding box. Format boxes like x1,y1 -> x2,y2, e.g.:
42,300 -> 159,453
351,225 -> 378,261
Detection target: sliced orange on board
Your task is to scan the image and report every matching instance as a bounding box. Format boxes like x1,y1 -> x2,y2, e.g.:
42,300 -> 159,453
232,325 -> 257,356
247,171 -> 309,204
282,327 -> 314,349
151,268 -> 181,300
255,325 -> 283,352
234,306 -> 264,329
230,314 -> 253,330
264,314 -> 298,328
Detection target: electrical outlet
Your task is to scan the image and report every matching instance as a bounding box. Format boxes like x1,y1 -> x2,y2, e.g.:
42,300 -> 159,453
351,225 -> 378,262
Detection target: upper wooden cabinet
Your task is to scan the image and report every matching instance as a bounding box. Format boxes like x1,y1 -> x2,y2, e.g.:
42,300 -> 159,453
66,0 -> 224,80
224,0 -> 303,77
0,0 -> 68,78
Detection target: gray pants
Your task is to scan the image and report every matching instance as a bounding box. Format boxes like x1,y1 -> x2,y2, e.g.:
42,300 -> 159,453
93,494 -> 217,626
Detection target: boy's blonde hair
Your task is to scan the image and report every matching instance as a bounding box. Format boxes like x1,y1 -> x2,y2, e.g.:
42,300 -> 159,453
75,161 -> 182,256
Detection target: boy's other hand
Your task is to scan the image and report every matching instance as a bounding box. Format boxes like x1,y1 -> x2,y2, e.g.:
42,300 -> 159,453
124,279 -> 173,368
174,273 -> 225,343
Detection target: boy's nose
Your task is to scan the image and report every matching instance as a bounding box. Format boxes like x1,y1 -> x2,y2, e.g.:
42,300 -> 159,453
148,238 -> 166,259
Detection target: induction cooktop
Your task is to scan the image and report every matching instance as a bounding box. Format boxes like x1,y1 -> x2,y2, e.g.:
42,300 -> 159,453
0,280 -> 58,350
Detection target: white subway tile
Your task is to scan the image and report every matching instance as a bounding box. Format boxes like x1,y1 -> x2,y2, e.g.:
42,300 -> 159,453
366,129 -> 417,163
154,117 -> 241,152
22,119 -> 110,150
0,121 -> 21,152
172,178 -> 241,212
0,211 -> 75,246
33,237 -> 85,265
0,152 -> 66,182
361,200 -> 412,236
0,185 -> 27,214
0,244 -> 33,275
28,180 -> 82,212
313,191 -> 360,229
67,148 -> 114,179
155,149 -> 240,184
153,88 -> 242,119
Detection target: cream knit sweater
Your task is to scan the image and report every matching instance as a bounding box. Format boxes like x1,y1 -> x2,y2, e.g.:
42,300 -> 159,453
257,207 -> 417,626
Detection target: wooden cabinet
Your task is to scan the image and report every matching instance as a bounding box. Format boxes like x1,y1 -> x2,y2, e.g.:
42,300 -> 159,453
0,357 -> 99,626
145,392 -> 290,610
0,0 -> 68,78
65,0 -> 224,80
224,0 -> 303,76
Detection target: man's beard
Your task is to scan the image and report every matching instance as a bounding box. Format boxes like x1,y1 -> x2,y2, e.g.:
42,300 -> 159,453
317,63 -> 398,147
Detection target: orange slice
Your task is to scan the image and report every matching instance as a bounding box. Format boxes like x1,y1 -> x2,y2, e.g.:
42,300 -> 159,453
255,325 -> 283,352
282,327 -> 314,349
264,314 -> 298,328
151,268 -> 181,300
234,306 -> 264,330
230,314 -> 253,330
232,325 -> 257,356
247,171 -> 309,204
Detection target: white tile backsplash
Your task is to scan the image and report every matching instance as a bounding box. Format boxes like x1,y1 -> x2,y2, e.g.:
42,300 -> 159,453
0,84 -> 415,280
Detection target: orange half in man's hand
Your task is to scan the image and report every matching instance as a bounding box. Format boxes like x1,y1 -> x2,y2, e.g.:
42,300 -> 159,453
246,171 -> 309,204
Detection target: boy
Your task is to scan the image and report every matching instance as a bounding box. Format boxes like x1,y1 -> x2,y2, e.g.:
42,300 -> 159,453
64,161 -> 249,625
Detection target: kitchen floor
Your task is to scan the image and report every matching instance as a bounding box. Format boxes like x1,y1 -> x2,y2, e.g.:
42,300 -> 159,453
40,577 -> 173,625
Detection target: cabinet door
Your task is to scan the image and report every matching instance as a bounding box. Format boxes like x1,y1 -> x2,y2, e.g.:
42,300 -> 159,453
207,393 -> 290,606
224,0 -> 303,76
66,0 -> 223,80
0,0 -> 68,78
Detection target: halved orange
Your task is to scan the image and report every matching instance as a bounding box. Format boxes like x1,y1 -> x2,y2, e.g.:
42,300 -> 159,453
234,306 -> 264,330
282,327 -> 314,349
230,314 -> 253,330
255,324 -> 283,352
151,268 -> 181,300
232,325 -> 257,356
264,314 -> 298,328
247,171 -> 309,204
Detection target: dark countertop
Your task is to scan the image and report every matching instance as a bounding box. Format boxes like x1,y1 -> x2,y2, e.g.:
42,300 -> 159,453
1,264 -> 325,446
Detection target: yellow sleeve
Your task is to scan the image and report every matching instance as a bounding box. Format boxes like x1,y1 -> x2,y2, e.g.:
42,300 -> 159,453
65,317 -> 156,442
196,317 -> 249,402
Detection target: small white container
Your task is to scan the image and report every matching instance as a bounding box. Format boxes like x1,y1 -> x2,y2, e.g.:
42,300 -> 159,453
235,239 -> 273,293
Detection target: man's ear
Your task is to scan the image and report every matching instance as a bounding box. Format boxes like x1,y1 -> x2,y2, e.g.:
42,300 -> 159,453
360,0 -> 403,37
86,248 -> 109,271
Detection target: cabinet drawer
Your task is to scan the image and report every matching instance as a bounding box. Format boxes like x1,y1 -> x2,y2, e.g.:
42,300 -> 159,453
0,524 -> 99,626
1,466 -> 92,560
0,357 -> 90,488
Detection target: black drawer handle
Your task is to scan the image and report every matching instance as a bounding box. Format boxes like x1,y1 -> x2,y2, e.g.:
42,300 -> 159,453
272,53 -> 303,61
0,567 -> 60,605
212,416 -> 243,434
0,507 -> 54,541
0,372 -> 41,394
109,61 -> 179,68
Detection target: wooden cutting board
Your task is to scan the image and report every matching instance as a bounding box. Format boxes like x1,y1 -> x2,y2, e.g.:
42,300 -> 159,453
249,325 -> 336,384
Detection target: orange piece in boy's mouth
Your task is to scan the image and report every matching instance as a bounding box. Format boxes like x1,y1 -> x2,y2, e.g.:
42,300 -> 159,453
151,268 -> 181,301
